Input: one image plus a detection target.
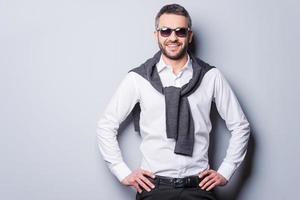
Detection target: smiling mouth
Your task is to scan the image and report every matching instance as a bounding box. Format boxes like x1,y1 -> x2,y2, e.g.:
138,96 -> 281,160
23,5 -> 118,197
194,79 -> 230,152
166,43 -> 181,50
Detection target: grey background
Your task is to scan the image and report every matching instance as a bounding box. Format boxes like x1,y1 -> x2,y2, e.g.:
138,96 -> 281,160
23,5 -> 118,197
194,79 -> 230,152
1,0 -> 299,199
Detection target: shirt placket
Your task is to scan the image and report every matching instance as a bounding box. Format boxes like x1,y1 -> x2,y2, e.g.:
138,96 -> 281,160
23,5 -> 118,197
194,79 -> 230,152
173,71 -> 183,87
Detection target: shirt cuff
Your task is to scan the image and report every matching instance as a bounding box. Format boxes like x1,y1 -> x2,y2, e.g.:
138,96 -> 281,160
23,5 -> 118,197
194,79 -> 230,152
109,161 -> 132,182
217,162 -> 236,182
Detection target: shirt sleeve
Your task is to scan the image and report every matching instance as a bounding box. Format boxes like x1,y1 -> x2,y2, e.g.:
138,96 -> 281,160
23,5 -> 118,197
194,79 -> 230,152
212,68 -> 250,181
96,72 -> 140,182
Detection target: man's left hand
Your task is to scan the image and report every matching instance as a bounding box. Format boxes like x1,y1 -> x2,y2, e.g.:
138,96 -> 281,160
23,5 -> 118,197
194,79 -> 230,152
198,169 -> 228,191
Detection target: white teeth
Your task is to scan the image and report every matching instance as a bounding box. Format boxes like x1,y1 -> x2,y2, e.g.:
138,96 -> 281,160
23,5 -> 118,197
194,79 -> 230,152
167,44 -> 179,47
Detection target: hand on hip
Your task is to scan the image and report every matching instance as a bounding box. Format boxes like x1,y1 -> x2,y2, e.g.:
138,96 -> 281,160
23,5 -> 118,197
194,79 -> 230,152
121,169 -> 156,193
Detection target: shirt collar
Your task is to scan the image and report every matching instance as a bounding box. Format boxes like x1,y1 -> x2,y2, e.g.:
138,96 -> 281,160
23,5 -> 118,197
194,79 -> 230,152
156,53 -> 192,73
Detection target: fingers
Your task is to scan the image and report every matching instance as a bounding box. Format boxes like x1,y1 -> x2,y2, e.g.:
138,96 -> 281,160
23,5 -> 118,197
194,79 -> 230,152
140,170 -> 155,189
139,174 -> 155,189
206,182 -> 218,191
141,169 -> 156,179
198,169 -> 227,191
199,170 -> 215,189
132,181 -> 142,193
200,175 -> 216,190
125,169 -> 156,193
136,178 -> 150,191
199,169 -> 211,178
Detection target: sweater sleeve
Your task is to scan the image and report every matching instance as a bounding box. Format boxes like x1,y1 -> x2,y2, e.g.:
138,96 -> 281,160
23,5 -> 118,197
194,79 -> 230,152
96,72 -> 140,182
212,69 -> 250,181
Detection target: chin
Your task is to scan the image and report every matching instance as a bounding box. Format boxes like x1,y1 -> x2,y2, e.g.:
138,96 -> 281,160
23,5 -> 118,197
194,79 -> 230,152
165,49 -> 181,56
165,50 -> 185,60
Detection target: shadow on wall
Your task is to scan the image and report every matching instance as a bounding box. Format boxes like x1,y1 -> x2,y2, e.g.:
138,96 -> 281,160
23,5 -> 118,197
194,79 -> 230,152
208,99 -> 255,200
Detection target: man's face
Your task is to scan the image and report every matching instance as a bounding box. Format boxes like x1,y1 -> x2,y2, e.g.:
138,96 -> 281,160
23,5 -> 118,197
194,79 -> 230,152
155,14 -> 193,60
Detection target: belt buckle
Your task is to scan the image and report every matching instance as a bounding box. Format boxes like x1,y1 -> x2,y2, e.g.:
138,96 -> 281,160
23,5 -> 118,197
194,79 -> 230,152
173,178 -> 185,188
185,177 -> 194,187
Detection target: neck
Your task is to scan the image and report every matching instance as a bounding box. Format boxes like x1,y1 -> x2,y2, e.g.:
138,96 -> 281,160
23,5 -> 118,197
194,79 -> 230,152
162,52 -> 189,72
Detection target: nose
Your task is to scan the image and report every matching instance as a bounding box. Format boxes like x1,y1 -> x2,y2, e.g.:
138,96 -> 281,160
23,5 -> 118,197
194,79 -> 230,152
169,30 -> 178,41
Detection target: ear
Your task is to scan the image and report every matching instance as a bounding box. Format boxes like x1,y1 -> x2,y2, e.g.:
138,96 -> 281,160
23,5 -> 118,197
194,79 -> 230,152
188,31 -> 194,44
153,30 -> 159,42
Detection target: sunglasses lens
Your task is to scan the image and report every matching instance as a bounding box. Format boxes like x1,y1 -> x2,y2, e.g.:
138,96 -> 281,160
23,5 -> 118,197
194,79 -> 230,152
158,27 -> 189,37
175,28 -> 188,37
160,28 -> 172,37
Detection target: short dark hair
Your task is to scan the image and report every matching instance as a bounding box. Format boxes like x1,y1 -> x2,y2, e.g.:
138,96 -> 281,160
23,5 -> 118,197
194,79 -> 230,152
155,4 -> 192,29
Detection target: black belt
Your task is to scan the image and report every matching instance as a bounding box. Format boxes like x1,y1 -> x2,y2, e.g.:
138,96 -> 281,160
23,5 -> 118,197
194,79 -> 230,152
151,175 -> 202,188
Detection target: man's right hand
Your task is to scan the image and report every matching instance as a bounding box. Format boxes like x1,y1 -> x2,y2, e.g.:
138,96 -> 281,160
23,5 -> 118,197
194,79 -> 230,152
121,169 -> 156,193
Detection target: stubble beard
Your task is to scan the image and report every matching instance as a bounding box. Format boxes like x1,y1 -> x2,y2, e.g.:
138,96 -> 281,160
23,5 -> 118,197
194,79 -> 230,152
158,40 -> 189,60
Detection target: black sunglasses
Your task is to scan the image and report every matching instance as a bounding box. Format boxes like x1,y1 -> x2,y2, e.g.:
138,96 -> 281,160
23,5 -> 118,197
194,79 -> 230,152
156,27 -> 191,38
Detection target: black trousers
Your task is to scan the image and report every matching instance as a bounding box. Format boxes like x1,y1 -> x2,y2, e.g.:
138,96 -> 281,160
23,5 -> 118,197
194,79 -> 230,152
135,177 -> 217,200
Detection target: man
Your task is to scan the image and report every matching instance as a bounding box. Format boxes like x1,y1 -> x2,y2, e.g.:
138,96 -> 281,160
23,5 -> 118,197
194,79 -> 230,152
97,4 -> 250,200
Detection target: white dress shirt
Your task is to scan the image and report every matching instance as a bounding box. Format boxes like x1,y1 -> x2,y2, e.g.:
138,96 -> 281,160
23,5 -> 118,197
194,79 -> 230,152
97,54 -> 250,182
